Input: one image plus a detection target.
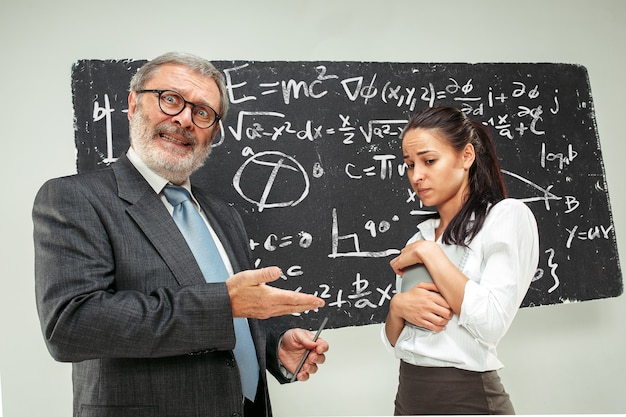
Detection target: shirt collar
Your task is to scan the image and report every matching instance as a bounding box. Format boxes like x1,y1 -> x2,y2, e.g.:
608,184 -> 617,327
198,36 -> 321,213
417,211 -> 480,243
417,217 -> 441,241
126,147 -> 192,195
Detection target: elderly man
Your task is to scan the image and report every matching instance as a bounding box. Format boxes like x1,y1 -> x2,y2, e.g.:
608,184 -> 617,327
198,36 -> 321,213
33,52 -> 328,417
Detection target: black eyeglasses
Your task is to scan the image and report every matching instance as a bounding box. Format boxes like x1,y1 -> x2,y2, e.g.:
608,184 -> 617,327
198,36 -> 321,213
136,89 -> 221,129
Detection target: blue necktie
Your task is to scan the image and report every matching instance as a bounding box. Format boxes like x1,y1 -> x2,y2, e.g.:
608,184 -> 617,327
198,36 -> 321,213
163,185 -> 259,401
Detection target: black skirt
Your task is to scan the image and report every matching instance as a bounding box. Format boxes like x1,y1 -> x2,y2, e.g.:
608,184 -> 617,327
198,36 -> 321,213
394,361 -> 515,415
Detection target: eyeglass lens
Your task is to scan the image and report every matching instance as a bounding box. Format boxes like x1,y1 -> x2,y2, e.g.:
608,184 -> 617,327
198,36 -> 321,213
158,91 -> 217,128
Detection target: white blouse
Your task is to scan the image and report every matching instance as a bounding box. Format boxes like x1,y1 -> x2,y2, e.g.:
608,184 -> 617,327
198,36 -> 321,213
382,198 -> 539,372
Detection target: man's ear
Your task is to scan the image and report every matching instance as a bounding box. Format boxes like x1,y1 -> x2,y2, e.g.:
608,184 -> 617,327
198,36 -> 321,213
127,92 -> 137,121
209,123 -> 221,142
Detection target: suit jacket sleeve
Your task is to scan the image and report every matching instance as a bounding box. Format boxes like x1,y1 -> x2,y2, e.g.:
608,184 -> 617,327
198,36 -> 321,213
264,317 -> 293,384
33,169 -> 237,362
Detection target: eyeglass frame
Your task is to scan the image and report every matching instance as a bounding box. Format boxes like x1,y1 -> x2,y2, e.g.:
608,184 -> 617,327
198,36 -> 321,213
135,89 -> 221,129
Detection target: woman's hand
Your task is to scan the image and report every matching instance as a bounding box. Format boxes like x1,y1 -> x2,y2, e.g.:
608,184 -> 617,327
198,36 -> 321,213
394,282 -> 453,331
385,281 -> 453,345
391,240 -> 469,316
389,240 -> 438,275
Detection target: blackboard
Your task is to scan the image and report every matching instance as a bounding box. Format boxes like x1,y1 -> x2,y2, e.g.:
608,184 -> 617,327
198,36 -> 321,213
71,59 -> 623,330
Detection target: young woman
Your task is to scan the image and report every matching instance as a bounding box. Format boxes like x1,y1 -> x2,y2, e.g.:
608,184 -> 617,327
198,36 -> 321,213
383,106 -> 539,415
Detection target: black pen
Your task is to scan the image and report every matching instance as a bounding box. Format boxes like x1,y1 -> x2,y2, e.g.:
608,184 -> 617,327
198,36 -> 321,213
290,316 -> 328,382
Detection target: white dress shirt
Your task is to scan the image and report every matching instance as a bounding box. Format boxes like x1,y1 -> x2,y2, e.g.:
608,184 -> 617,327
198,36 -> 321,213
382,198 -> 539,372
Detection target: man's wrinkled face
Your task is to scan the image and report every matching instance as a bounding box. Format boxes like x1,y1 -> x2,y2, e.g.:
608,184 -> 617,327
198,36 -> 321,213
127,64 -> 222,184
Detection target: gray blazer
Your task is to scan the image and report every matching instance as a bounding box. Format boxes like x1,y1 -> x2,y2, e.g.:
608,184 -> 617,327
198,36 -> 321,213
33,154 -> 289,417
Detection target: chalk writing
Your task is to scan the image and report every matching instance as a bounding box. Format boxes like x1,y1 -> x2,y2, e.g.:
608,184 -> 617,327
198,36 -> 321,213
72,60 -> 623,329
233,150 -> 310,212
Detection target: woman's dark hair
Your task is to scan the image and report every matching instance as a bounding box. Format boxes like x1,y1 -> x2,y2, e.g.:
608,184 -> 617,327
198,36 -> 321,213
402,106 -> 507,245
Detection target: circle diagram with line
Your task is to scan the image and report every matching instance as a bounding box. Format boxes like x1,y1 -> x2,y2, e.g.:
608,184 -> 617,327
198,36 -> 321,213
233,151 -> 310,212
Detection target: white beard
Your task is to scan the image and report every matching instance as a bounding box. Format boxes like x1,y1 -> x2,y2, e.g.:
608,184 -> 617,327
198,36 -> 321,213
129,108 -> 212,184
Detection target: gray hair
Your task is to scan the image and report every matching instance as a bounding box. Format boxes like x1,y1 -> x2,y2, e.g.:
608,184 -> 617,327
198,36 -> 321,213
129,51 -> 229,118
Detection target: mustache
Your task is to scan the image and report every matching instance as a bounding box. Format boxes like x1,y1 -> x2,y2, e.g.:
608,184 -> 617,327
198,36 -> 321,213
155,123 -> 197,146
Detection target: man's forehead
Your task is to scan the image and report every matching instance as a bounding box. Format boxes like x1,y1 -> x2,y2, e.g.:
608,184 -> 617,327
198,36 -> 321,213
146,64 -> 219,101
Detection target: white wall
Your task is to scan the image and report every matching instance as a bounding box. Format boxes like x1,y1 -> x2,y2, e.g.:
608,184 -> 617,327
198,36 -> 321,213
1,0 -> 624,415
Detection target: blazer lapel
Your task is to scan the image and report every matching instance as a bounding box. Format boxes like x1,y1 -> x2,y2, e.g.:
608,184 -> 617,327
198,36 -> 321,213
112,154 -> 206,287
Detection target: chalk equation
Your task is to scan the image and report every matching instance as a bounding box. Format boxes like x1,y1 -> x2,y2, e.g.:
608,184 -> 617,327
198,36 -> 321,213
72,60 -> 622,329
